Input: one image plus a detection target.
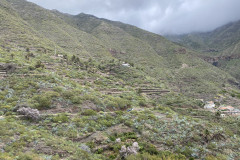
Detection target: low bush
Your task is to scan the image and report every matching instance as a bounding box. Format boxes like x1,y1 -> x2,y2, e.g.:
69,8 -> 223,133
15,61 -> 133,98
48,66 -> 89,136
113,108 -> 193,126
34,95 -> 52,109
139,142 -> 158,155
71,96 -> 82,104
52,113 -> 69,123
81,109 -> 97,116
139,101 -> 147,107
16,152 -> 44,160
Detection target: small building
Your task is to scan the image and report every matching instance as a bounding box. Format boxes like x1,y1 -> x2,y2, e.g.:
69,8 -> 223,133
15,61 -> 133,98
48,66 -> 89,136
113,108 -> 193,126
232,109 -> 240,115
233,109 -> 240,112
218,106 -> 234,112
57,54 -> 64,58
122,63 -> 131,67
204,101 -> 215,110
220,114 -> 226,118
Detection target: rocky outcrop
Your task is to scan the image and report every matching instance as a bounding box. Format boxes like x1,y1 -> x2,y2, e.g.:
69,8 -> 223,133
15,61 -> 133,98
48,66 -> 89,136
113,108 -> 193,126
202,54 -> 240,66
0,63 -> 16,73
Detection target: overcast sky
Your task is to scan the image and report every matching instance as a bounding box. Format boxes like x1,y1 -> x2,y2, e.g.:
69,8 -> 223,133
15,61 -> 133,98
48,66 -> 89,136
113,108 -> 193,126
27,0 -> 240,35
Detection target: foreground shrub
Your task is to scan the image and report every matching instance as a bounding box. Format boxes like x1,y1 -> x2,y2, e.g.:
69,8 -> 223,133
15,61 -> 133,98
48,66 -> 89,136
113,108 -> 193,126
127,152 -> 186,160
34,95 -> 52,109
52,113 -> 69,123
139,142 -> 158,155
81,109 -> 97,116
17,107 -> 40,121
16,152 -> 44,160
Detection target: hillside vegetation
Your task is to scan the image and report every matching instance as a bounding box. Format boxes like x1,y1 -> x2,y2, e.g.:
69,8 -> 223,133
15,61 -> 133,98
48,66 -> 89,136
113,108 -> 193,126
166,20 -> 240,81
1,0 -> 240,160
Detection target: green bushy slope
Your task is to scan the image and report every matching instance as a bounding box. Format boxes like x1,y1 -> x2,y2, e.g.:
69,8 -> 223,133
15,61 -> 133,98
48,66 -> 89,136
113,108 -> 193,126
1,0 -> 240,159
166,20 -> 240,53
55,12 -> 239,99
166,20 -> 240,82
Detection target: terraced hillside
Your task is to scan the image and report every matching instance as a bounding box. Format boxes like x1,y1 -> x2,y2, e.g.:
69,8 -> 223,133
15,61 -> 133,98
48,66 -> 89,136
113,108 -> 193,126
55,12 -> 240,100
1,0 -> 240,159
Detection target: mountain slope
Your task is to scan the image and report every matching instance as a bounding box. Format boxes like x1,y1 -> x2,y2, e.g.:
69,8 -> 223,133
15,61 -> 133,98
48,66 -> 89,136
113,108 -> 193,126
54,12 -> 240,100
166,20 -> 240,81
166,20 -> 240,53
1,0 -> 240,159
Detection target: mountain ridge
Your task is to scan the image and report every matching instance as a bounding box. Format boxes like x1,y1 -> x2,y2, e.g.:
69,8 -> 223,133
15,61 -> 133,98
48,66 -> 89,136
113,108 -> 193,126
165,20 -> 240,81
1,0 -> 240,159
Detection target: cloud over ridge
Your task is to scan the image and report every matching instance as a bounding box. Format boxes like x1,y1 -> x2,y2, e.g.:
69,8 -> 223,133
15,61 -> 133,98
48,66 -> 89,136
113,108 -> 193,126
28,0 -> 240,34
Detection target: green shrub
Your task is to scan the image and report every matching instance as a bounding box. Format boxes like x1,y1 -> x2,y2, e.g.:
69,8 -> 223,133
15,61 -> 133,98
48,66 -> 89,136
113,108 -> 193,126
45,91 -> 60,98
34,95 -> 52,109
81,109 -> 97,116
16,152 -> 43,160
109,135 -> 116,141
35,60 -> 44,69
105,97 -> 131,110
99,119 -> 112,127
205,155 -> 227,160
96,148 -> 103,154
124,120 -> 133,127
71,96 -> 82,104
139,142 -> 158,155
120,132 -> 137,141
53,86 -> 64,93
207,143 -> 217,150
62,90 -> 75,99
87,127 -> 95,132
127,152 -> 186,160
157,106 -> 174,114
139,101 -> 147,107
52,113 -> 69,123
180,147 -> 193,158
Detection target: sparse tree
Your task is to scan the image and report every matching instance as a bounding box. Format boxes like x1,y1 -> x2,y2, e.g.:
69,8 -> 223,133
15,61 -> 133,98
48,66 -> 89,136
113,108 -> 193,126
25,54 -> 29,60
10,53 -> 14,60
71,55 -> 76,62
26,47 -> 30,52
35,60 -> 44,69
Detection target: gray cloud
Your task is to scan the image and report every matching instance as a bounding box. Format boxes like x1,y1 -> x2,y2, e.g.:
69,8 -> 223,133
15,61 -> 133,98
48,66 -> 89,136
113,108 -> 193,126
27,0 -> 240,35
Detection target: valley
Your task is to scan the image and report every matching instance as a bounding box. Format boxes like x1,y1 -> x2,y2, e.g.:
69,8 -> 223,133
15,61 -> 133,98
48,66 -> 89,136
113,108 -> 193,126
1,0 -> 240,160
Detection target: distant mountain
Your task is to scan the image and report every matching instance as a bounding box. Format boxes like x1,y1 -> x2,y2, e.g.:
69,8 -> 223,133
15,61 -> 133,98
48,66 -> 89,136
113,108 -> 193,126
54,12 -> 240,99
166,20 -> 240,80
1,0 -> 240,159
166,20 -> 240,53
0,0 -> 237,101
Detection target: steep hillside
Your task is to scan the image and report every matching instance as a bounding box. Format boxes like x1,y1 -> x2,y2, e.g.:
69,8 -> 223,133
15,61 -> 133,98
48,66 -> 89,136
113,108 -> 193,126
0,0 -> 55,52
55,12 -> 240,100
1,0 -> 240,160
166,20 -> 240,81
166,20 -> 240,53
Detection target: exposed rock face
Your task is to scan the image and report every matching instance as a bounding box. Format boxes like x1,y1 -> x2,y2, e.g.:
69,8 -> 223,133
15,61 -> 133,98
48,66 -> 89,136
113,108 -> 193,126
17,107 -> 40,121
202,54 -> 240,65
